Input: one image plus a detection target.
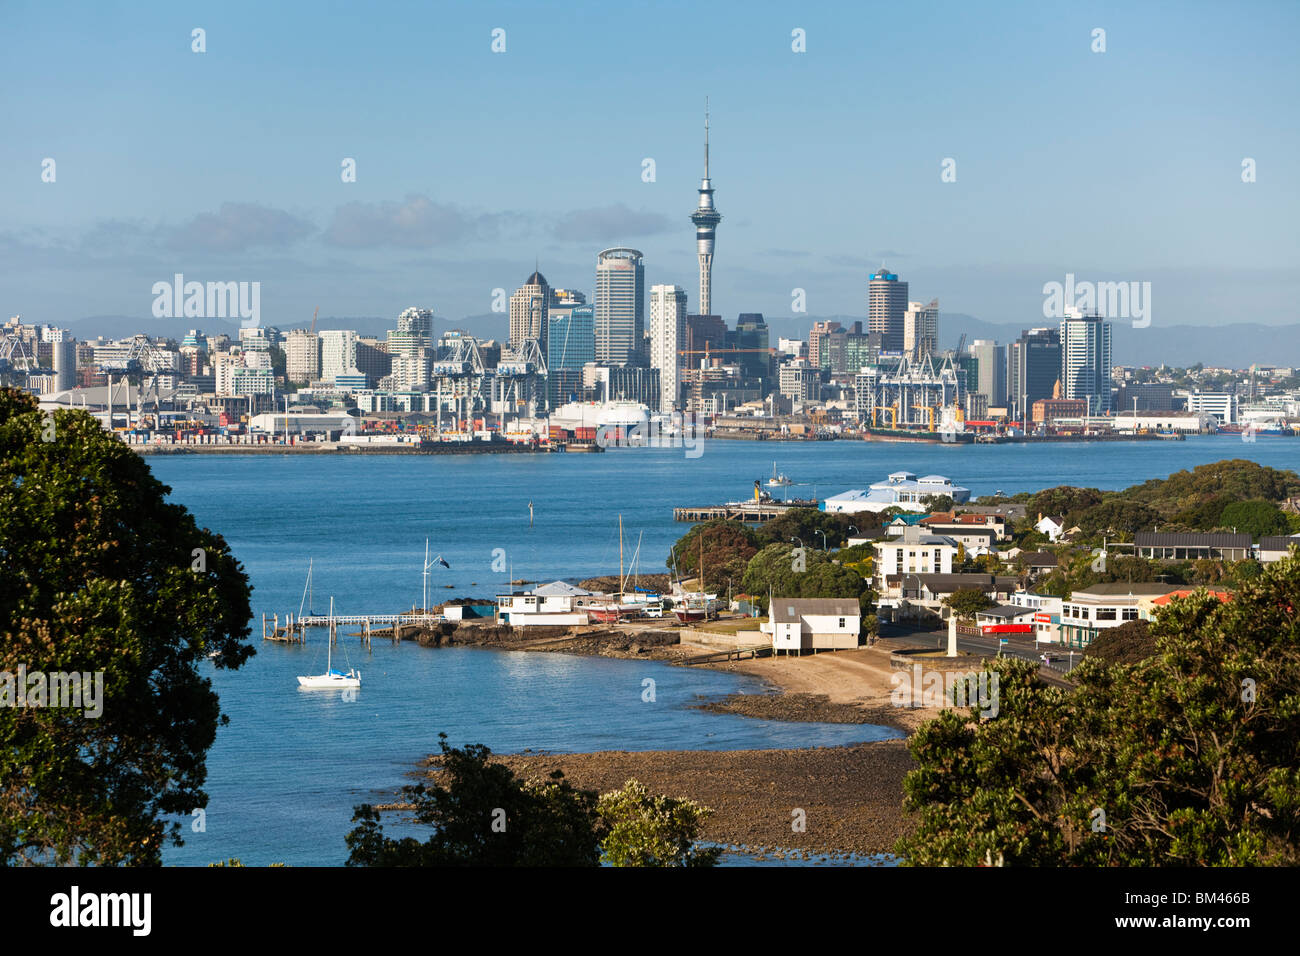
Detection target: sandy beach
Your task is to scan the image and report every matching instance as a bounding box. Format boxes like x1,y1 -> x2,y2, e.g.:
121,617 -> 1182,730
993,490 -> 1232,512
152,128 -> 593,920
397,628 -> 949,857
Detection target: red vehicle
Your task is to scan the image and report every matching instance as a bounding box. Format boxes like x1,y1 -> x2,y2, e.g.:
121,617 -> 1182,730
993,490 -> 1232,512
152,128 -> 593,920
980,623 -> 1034,636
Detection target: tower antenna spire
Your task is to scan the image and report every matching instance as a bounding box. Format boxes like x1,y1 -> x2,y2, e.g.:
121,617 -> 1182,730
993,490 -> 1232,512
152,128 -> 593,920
704,96 -> 710,179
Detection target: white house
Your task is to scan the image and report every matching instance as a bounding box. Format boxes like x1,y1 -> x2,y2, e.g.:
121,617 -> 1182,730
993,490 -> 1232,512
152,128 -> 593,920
496,581 -> 596,627
1010,590 -> 1064,643
762,598 -> 861,655
873,525 -> 960,588
1034,514 -> 1067,542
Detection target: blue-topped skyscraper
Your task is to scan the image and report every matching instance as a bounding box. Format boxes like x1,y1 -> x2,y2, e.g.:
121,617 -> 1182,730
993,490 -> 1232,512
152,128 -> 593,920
690,102 -> 722,316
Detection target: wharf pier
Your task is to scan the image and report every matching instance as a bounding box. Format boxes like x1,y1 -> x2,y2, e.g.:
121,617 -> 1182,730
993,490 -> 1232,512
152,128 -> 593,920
261,611 -> 443,644
673,499 -> 820,523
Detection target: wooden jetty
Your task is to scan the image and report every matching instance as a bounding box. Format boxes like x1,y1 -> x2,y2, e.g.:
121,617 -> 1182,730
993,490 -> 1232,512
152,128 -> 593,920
673,499 -> 819,523
262,611 -> 443,645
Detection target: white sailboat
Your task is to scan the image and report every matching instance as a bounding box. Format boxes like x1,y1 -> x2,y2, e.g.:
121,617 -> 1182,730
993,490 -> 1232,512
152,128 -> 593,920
297,597 -> 361,689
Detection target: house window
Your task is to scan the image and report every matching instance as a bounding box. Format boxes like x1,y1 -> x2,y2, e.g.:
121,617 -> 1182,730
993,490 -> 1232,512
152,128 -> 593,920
1096,608 -> 1116,621
838,618 -> 846,628
1122,607 -> 1139,620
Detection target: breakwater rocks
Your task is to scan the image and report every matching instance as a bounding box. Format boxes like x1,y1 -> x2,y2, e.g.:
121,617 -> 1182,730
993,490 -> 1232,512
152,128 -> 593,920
410,620 -> 683,659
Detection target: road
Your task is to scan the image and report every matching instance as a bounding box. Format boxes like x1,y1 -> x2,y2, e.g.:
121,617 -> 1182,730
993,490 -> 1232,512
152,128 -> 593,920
880,623 -> 1083,679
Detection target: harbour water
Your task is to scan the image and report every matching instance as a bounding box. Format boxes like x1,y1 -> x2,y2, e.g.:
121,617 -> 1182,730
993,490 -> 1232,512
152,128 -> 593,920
153,436 -> 1298,865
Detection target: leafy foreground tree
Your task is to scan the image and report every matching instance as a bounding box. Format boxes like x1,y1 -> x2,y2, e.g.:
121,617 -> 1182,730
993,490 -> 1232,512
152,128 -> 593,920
0,389 -> 254,865
346,736 -> 718,866
598,779 -> 720,867
897,554 -> 1300,865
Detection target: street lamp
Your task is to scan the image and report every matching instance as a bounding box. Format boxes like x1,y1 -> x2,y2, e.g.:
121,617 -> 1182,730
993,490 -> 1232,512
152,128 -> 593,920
816,530 -> 827,550
791,536 -> 804,550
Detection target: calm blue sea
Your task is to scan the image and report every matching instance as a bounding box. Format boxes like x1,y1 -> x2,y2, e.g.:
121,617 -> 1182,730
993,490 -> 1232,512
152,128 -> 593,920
151,436 -> 1298,866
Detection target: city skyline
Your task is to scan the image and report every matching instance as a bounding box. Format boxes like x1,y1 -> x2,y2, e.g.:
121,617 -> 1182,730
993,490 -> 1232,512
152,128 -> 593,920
3,1 -> 1298,333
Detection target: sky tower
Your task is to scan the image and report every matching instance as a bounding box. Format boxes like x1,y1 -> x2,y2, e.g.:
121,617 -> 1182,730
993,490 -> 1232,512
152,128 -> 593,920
690,101 -> 722,316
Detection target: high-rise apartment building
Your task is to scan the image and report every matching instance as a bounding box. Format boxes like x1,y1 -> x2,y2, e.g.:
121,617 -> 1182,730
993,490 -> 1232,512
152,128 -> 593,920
594,248 -> 645,365
284,329 -> 320,385
868,267 -> 908,352
319,330 -> 358,386
649,285 -> 688,412
1060,311 -> 1113,415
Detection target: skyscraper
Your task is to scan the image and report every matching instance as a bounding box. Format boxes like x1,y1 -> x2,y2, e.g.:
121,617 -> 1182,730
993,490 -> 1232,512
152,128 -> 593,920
547,304 -> 595,409
868,267 -> 908,352
649,285 -> 688,412
594,248 -> 645,365
1007,328 -> 1061,424
903,300 -> 939,360
808,320 -> 842,369
690,105 -> 722,316
969,339 -> 1006,407
1060,310 -> 1113,415
509,270 -> 550,351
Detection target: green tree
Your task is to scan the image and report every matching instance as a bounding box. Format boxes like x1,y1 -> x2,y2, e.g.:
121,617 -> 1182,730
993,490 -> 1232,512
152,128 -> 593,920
739,543 -> 870,615
1218,499 -> 1289,537
667,520 -> 759,593
345,735 -> 603,866
597,779 -> 720,867
942,588 -> 994,622
898,559 -> 1300,865
0,389 -> 254,865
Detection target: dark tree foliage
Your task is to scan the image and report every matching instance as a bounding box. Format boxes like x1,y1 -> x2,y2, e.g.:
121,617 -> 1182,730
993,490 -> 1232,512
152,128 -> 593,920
898,558 -> 1300,866
667,519 -> 759,593
1073,499 -> 1162,537
346,736 -> 603,866
1083,619 -> 1156,665
0,389 -> 253,865
1026,486 -> 1104,523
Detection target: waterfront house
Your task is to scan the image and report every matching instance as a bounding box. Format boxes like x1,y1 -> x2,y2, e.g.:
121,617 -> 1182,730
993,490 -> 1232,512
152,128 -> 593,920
496,581 -> 596,627
1058,583 -> 1180,648
823,472 -> 971,515
761,598 -> 861,655
1133,532 -> 1252,562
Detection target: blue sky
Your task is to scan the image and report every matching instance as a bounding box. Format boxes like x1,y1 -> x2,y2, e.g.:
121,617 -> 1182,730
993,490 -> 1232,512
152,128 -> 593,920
2,0 -> 1297,334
